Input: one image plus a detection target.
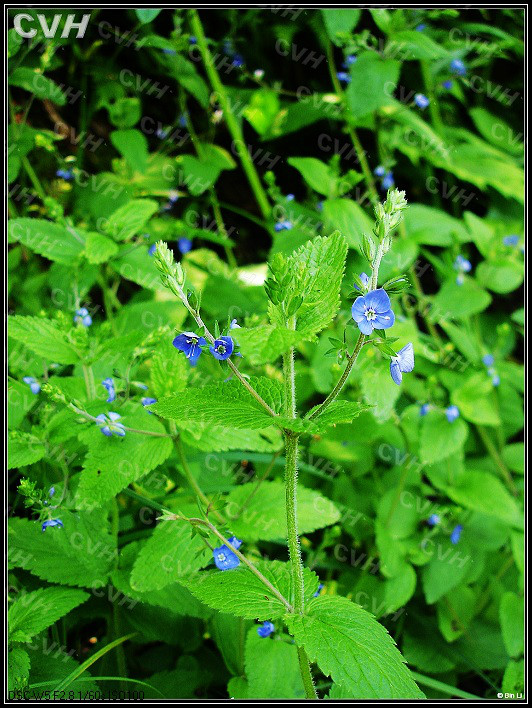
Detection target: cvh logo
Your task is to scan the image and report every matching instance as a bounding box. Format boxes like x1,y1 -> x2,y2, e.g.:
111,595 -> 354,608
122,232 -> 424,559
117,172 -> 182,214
13,13 -> 91,39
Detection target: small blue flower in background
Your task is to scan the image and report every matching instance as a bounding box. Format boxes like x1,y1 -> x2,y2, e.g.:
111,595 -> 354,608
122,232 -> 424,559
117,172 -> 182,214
286,193 -> 295,201
42,519 -> 63,532
414,93 -> 430,109
74,307 -> 92,327
420,403 -> 431,416
450,58 -> 466,76
374,165 -> 386,177
257,621 -> 275,638
454,255 -> 472,284
177,237 -> 193,255
232,53 -> 244,68
162,47 -> 176,55
229,319 -> 240,330
336,71 -> 351,84
351,289 -> 395,335
102,377 -> 116,403
313,583 -> 324,598
354,272 -> 370,291
56,168 -> 74,181
450,524 -> 463,544
96,412 -> 126,437
427,514 -> 440,527
390,342 -> 415,385
141,397 -> 157,411
274,220 -> 292,232
482,353 -> 495,367
416,23 -> 426,31
23,376 -> 41,395
442,79 -> 453,90
381,172 -> 395,190
178,113 -> 188,128
491,373 -> 500,387
213,544 -> 240,571
173,332 -> 207,367
227,535 -> 243,550
210,336 -> 234,361
49,486 -> 55,498
148,244 -> 157,256
343,54 -> 357,67
189,35 -> 197,44
316,201 -> 323,211
503,234 -> 519,247
445,405 -> 460,423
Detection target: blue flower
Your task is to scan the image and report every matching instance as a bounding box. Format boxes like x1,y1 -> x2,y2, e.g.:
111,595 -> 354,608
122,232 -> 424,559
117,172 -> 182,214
503,234 -> 519,247
450,58 -> 466,76
414,93 -> 430,109
286,193 -> 295,201
491,374 -> 500,387
274,220 -> 293,232
336,71 -> 351,84
189,35 -> 197,44
416,23 -> 426,31
178,113 -> 188,128
454,255 -> 472,273
317,201 -> 323,211
313,583 -> 324,597
381,171 -> 395,190
177,237 -> 193,255
229,319 -> 240,330
445,405 -> 460,423
374,165 -> 386,177
442,79 -> 453,90
74,307 -> 92,327
49,486 -> 55,497
343,54 -> 357,67
228,535 -> 243,550
482,353 -> 495,367
56,168 -> 73,181
102,377 -> 116,403
23,376 -> 41,395
420,403 -> 431,416
354,272 -> 370,291
351,289 -> 395,335
42,519 -> 63,532
141,397 -> 157,407
96,412 -> 126,437
427,514 -> 440,527
148,244 -> 157,256
210,336 -> 234,361
172,332 -> 207,367
450,524 -> 463,544
257,621 -> 275,638
390,342 -> 415,385
162,47 -> 176,55
213,544 -> 240,571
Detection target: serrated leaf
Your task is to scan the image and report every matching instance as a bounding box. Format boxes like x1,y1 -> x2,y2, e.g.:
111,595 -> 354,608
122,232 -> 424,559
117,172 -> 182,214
104,199 -> 158,241
226,480 -> 340,542
9,316 -> 80,365
9,587 -> 88,643
245,627 -> 305,698
83,231 -> 119,264
444,470 -> 522,529
285,596 -> 424,698
9,67 -> 66,104
8,647 -> 30,691
232,325 -> 303,365
8,433 -> 46,469
8,218 -> 85,265
180,560 -> 319,620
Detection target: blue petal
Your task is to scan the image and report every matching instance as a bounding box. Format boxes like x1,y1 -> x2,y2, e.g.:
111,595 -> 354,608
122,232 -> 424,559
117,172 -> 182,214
390,359 -> 403,385
108,412 -> 121,421
397,342 -> 414,372
364,288 -> 391,313
357,317 -> 374,335
100,426 -> 111,436
351,296 -> 367,322
373,308 -> 395,329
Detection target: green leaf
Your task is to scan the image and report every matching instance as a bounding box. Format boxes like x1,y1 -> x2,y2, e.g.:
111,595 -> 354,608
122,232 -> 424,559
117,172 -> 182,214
499,592 -> 524,658
419,411 -> 468,464
476,259 -> 524,294
111,129 -> 149,174
10,67 -> 66,105
8,218 -> 86,265
451,373 -> 501,426
8,647 -> 30,691
287,157 -> 337,197
322,9 -> 361,45
430,278 -> 492,321
285,596 -> 424,698
135,8 -> 162,23
231,325 -> 303,365
130,521 -> 212,592
180,560 -> 319,620
83,231 -> 119,264
8,433 -> 46,469
104,199 -> 158,241
245,627 -> 305,698
243,90 -> 280,136
9,316 -> 80,365
9,587 -> 88,643
8,511 -> 115,587
226,480 -> 340,541
389,30 -> 449,60
345,52 -> 400,119
421,539 -> 473,604
177,145 -> 236,196
322,199 -> 375,251
470,107 -> 524,156
111,244 -> 162,290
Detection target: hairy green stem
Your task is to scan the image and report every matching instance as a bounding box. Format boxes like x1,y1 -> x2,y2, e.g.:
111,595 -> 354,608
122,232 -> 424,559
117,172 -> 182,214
175,433 -> 226,523
189,10 -> 271,220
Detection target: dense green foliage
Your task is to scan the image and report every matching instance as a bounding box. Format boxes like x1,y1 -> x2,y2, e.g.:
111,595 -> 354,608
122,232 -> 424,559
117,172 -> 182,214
8,7 -> 524,700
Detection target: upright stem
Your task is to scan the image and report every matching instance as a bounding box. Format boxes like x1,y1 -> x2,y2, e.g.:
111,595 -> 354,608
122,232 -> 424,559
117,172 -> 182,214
476,425 -> 518,496
189,10 -> 271,221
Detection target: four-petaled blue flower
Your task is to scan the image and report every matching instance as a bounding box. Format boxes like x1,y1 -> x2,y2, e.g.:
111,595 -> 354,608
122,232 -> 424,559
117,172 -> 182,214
336,71 -> 351,84
427,513 -> 440,527
450,524 -> 463,544
274,220 -> 292,232
445,405 -> 460,423
257,621 -> 275,638
351,289 -> 395,335
442,79 -> 453,90
56,168 -> 73,181
482,354 -> 495,367
74,307 -> 92,327
210,336 -> 234,361
390,343 -> 415,385
414,93 -> 430,109
286,193 -> 295,201
313,583 -> 324,598
102,377 -> 116,403
96,412 -> 126,437
420,403 -> 431,416
213,544 -> 240,571
42,519 -> 63,532
178,237 -> 193,255
173,332 -> 207,367
23,376 -> 41,395
354,272 -> 370,291
450,58 -> 466,76
503,234 -> 519,247
381,171 -> 395,190
374,165 -> 386,177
